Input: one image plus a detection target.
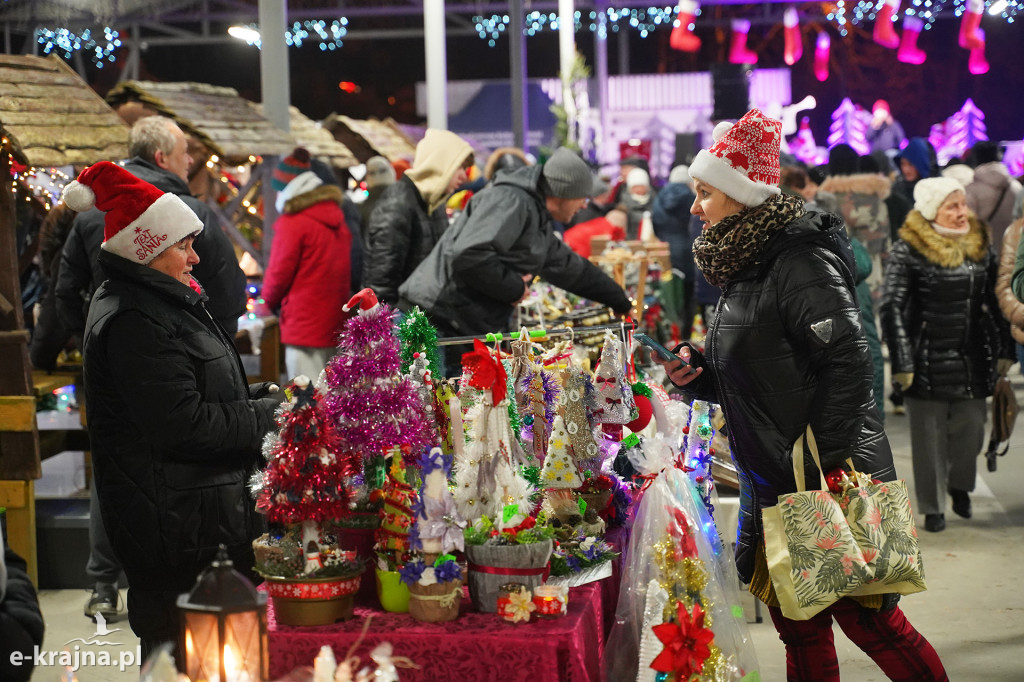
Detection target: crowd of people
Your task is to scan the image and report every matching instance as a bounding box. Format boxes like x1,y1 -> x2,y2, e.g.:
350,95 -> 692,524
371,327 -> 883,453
10,102 -> 1024,679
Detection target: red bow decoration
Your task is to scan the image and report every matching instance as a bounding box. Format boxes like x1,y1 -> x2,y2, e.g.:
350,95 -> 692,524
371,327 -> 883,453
595,375 -> 617,386
462,339 -> 508,404
650,601 -> 715,677
605,398 -> 622,405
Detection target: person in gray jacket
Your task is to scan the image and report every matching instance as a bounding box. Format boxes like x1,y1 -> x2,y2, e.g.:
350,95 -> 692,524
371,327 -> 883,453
399,148 -> 631,345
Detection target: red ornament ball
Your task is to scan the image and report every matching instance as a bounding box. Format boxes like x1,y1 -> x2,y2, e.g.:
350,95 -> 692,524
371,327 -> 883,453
626,394 -> 654,432
682,425 -> 690,434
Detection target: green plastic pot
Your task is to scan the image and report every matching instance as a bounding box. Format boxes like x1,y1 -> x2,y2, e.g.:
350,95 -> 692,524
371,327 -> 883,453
375,568 -> 411,613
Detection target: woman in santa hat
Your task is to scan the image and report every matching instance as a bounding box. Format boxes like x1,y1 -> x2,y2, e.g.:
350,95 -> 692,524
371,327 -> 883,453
63,162 -> 284,665
658,109 -> 946,680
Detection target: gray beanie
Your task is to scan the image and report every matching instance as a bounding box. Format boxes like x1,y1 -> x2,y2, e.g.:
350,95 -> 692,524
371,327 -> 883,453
540,148 -> 594,199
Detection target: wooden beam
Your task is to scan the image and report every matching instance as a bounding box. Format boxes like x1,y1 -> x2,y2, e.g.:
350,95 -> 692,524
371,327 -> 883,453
0,479 -> 37,586
0,396 -> 35,432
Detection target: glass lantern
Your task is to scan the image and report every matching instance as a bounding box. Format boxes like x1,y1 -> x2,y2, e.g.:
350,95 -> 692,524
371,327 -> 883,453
177,545 -> 268,682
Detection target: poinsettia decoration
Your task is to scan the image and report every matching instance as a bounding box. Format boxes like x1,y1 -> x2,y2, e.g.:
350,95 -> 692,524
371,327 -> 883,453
462,338 -> 508,404
668,507 -> 699,561
650,601 -> 715,678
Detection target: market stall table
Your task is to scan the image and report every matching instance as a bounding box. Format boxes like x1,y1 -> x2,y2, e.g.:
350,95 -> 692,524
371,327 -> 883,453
267,581 -> 607,681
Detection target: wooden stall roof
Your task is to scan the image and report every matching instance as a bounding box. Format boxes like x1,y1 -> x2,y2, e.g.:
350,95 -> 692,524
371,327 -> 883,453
322,114 -> 416,164
252,104 -> 358,169
105,80 -> 296,163
0,54 -> 129,168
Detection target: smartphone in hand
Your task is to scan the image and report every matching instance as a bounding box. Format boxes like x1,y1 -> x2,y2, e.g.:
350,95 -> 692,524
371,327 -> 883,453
634,333 -> 684,364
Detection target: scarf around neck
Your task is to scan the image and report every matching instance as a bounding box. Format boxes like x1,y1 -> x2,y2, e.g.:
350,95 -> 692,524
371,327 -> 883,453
693,193 -> 806,287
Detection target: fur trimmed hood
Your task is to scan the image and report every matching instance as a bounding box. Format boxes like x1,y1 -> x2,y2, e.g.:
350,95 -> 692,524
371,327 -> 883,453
819,173 -> 891,199
898,209 -> 989,268
282,183 -> 344,215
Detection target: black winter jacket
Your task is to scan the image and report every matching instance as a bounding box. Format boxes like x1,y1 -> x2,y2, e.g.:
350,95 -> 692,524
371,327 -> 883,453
680,210 -> 896,583
363,175 -> 448,305
57,158 -> 246,338
879,211 -> 1013,400
0,546 -> 44,682
399,165 -> 632,335
83,250 -> 278,591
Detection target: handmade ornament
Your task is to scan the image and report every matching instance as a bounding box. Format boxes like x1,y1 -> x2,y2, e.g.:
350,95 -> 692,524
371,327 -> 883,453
872,0 -> 900,49
313,645 -> 337,682
783,6 -> 803,65
669,0 -> 701,52
594,331 -> 636,425
626,382 -> 654,433
529,370 -> 548,461
375,453 -> 419,557
397,305 -> 441,376
559,368 -> 601,464
541,415 -> 583,489
434,378 -> 460,455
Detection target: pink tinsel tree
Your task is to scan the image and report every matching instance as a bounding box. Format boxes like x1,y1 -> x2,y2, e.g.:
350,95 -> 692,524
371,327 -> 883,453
320,298 -> 436,471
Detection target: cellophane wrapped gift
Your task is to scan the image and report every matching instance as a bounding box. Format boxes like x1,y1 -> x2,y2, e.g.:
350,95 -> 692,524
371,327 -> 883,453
604,434 -> 760,681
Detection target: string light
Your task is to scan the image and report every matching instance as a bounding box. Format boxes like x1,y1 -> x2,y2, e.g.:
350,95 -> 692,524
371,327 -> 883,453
36,27 -> 120,66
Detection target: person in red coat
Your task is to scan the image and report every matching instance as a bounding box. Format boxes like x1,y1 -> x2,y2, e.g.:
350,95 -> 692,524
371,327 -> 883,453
262,148 -> 353,380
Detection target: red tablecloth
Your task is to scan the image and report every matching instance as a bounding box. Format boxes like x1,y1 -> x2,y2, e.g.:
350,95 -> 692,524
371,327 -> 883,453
267,582 -> 606,681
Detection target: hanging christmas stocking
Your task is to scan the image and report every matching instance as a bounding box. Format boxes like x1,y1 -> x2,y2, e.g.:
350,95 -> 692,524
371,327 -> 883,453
783,7 -> 803,65
968,29 -> 989,75
872,0 -> 901,49
728,19 -> 758,64
813,31 -> 830,82
897,16 -> 926,65
670,0 -> 701,53
959,0 -> 985,50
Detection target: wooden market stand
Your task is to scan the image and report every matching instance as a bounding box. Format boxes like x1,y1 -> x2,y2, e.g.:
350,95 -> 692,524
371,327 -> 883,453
0,54 -> 130,584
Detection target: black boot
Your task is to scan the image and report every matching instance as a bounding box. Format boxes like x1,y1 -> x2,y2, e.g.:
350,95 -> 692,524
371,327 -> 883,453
924,514 -> 946,532
949,488 -> 972,519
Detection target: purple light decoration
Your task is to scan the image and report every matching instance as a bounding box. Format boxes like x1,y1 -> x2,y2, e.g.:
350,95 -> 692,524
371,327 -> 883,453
946,98 -> 988,159
827,97 -> 870,156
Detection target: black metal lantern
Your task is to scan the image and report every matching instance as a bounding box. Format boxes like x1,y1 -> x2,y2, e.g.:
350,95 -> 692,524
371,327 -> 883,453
178,545 -> 268,682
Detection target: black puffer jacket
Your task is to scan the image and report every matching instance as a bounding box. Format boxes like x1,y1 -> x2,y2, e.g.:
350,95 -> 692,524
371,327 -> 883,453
681,210 -> 895,583
83,250 -> 278,592
57,158 -> 246,337
879,210 -> 1013,400
362,175 -> 447,305
399,165 -> 632,335
0,546 -> 44,682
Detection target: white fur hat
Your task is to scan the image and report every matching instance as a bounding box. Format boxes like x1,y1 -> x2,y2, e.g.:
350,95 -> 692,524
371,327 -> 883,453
913,177 -> 965,221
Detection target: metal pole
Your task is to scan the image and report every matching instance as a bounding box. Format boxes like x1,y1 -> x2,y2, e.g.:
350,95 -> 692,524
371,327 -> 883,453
558,0 -> 575,100
424,0 -> 448,129
258,0 -> 290,132
509,0 -> 527,150
618,19 -> 629,75
595,3 -> 609,165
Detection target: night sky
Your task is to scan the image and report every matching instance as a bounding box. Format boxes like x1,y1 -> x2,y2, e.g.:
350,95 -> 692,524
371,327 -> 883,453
83,14 -> 1023,153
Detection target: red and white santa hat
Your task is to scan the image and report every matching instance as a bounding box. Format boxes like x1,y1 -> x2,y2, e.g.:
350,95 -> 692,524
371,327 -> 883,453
342,287 -> 380,315
688,108 -> 782,207
61,161 -> 203,265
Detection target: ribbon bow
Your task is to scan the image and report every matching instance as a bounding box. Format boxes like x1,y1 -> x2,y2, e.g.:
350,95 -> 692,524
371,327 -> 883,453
605,398 -> 622,405
595,376 -> 617,386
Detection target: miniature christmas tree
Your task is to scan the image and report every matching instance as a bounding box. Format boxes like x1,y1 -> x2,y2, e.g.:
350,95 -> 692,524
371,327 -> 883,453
320,289 -> 436,468
594,330 -> 636,425
827,97 -> 869,156
947,98 -> 988,159
541,414 -> 583,489
453,340 -> 535,529
375,454 -> 420,562
397,306 -> 441,376
252,376 -> 362,576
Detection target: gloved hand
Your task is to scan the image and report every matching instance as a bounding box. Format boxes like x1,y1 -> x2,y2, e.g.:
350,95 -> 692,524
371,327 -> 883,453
997,358 -> 1015,377
893,373 -> 914,391
249,381 -> 282,400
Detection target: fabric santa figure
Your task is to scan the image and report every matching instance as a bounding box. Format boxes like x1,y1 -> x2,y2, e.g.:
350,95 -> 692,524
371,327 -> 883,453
62,161 -> 203,264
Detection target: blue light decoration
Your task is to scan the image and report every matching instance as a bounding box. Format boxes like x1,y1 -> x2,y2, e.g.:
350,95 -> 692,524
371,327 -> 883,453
36,27 -> 121,66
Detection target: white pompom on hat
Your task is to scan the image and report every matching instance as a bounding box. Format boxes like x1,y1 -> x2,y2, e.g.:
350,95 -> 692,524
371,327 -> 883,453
61,161 -> 203,265
688,108 -> 783,207
913,177 -> 965,221
342,287 -> 380,314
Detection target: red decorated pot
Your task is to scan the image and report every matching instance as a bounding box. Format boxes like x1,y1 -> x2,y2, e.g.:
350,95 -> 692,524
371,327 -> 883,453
265,569 -> 364,626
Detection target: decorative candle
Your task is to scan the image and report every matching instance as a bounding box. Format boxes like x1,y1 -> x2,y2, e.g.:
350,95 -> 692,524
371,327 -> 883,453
497,583 -> 533,623
532,584 -> 568,617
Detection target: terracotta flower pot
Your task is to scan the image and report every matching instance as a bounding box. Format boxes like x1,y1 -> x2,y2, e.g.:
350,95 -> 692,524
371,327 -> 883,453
264,569 -> 364,626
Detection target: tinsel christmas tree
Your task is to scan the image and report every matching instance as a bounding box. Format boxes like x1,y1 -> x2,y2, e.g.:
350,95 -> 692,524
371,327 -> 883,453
397,306 -> 441,377
254,377 -> 362,573
946,98 -> 988,160
320,290 -> 436,469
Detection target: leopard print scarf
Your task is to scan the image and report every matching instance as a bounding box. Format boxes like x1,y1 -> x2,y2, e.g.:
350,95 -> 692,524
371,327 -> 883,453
693,193 -> 806,288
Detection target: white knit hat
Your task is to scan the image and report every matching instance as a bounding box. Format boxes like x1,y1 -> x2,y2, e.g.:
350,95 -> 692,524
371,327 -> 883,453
688,108 -> 782,207
913,177 -> 965,221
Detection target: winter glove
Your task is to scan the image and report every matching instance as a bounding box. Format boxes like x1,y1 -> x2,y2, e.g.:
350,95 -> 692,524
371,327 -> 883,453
893,373 -> 914,391
880,593 -> 901,611
249,381 -> 281,399
997,359 -> 1015,377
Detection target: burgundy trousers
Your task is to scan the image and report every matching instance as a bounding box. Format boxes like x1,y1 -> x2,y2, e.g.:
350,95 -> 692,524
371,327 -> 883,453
768,599 -> 948,681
